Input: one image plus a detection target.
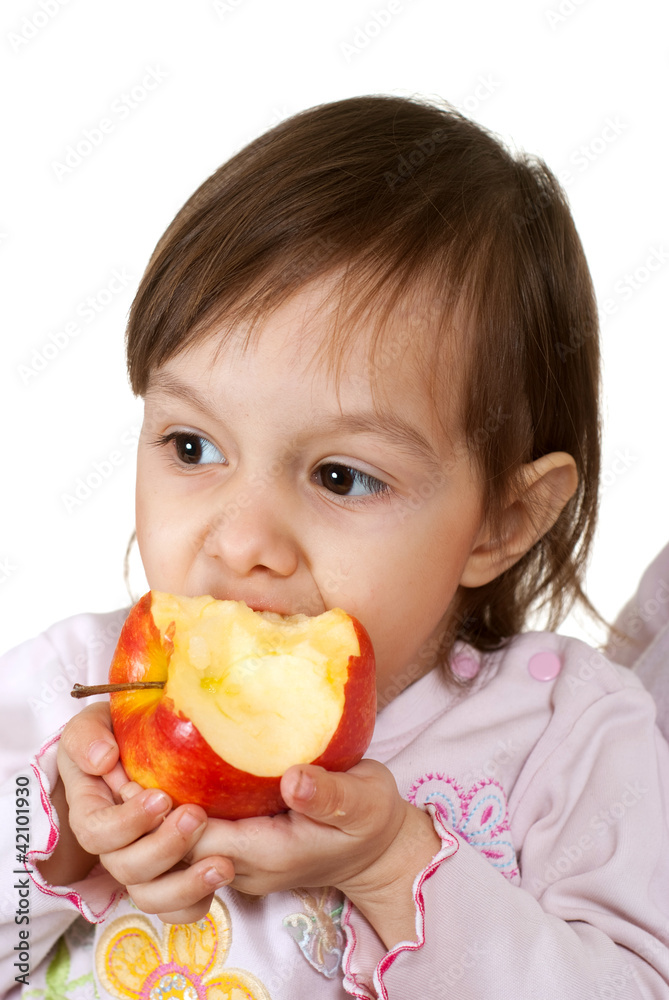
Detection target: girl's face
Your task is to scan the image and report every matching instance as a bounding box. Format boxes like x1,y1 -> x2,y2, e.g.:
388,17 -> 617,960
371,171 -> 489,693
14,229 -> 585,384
135,282 -> 488,706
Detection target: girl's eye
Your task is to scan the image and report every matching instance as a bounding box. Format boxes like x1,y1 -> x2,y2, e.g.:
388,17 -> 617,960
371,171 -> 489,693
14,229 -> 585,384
316,462 -> 389,499
154,431 -> 226,466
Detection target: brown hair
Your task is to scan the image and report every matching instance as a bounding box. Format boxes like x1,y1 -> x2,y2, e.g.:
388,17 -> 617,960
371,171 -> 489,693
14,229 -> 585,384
125,93 -> 601,665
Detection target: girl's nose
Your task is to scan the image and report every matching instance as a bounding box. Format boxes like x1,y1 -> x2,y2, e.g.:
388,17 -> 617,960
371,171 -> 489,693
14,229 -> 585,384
202,487 -> 300,579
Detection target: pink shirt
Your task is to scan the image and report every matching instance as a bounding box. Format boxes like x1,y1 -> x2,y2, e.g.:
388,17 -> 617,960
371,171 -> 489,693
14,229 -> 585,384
1,605 -> 668,998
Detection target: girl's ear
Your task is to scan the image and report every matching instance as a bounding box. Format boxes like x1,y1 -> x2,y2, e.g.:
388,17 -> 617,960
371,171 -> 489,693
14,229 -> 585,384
459,452 -> 579,589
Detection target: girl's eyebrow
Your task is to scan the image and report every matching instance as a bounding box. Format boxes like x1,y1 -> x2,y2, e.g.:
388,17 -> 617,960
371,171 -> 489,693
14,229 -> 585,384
316,413 -> 443,473
145,371 -> 223,416
145,372 -> 444,473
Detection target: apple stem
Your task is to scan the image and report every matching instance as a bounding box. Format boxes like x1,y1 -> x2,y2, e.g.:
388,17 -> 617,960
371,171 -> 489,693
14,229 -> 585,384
70,681 -> 166,699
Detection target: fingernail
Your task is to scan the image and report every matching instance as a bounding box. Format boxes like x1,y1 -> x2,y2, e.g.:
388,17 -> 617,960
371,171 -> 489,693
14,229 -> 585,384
292,770 -> 315,801
143,790 -> 170,815
204,866 -> 229,888
119,780 -> 142,802
177,809 -> 205,836
88,740 -> 113,768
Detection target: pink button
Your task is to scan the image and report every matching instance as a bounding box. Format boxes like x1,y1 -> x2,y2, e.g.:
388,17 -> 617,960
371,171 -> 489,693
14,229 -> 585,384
528,651 -> 562,682
451,653 -> 480,679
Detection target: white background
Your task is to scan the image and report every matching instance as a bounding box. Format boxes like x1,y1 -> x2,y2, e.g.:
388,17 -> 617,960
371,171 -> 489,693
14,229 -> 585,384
2,0 -> 668,654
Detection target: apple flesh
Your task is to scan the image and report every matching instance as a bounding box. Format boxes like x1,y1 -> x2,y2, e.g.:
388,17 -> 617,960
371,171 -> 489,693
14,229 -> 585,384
108,592 -> 376,819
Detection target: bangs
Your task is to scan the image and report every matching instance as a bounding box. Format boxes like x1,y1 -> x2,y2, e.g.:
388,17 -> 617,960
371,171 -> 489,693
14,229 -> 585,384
178,259 -> 464,447
127,94 -> 490,404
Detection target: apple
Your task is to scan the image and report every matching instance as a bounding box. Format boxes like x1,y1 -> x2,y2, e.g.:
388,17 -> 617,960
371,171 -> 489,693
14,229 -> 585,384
105,591 -> 376,819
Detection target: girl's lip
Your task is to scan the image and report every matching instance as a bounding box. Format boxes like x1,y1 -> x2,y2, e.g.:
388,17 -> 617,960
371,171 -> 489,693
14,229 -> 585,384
247,603 -> 313,617
204,591 -> 319,617
223,598 -> 304,617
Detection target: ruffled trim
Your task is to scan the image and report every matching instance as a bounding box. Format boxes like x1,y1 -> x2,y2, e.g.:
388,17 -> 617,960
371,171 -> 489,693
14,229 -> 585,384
32,731 -> 62,855
26,728 -> 125,923
341,805 -> 459,999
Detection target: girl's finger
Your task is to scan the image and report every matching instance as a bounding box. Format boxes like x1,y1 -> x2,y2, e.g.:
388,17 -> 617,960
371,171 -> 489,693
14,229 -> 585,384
127,857 -> 234,920
156,900 -> 217,925
101,761 -> 134,799
61,753 -> 173,855
99,803 -> 208,886
60,701 -> 119,775
280,758 -> 398,834
118,779 -> 144,801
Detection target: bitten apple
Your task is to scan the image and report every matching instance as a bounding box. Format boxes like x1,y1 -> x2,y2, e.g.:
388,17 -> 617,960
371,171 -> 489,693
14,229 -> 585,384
106,592 -> 376,819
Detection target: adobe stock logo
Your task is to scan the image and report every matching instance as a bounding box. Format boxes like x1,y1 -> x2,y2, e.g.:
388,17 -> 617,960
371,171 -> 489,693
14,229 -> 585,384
339,0 -> 419,62
212,0 -> 248,14
7,0 -> 73,54
18,269 -> 133,384
545,0 -> 589,29
534,778 -> 649,892
50,67 -> 168,180
61,426 -> 140,514
0,557 -> 16,585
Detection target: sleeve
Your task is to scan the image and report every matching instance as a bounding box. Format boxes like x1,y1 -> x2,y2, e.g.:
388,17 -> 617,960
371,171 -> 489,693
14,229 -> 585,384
341,681 -> 669,998
606,539 -> 669,669
607,539 -> 669,743
0,609 -> 127,993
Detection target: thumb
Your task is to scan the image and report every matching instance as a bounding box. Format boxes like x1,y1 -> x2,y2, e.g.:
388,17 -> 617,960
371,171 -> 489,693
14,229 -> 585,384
280,764 -> 349,827
61,702 -> 119,776
281,759 -> 390,831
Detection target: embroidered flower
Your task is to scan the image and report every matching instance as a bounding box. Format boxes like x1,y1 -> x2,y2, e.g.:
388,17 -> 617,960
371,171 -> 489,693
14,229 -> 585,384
96,897 -> 270,1000
23,935 -> 95,1000
283,886 -> 345,978
408,774 -> 520,882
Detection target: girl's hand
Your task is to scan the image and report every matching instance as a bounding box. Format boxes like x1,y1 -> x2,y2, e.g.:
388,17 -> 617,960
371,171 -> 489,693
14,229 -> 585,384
38,700 -> 125,887
48,707 -> 441,945
41,703 -> 234,921
137,759 -> 442,947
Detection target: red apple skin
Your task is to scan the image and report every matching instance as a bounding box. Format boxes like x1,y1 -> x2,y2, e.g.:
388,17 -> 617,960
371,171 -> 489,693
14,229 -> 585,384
108,592 -> 376,819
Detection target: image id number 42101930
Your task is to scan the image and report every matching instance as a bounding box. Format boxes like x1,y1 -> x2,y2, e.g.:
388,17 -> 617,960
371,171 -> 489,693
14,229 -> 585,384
14,774 -> 32,986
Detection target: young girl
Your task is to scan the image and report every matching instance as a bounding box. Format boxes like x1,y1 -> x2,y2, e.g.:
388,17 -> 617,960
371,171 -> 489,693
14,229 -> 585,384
2,94 -> 668,999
